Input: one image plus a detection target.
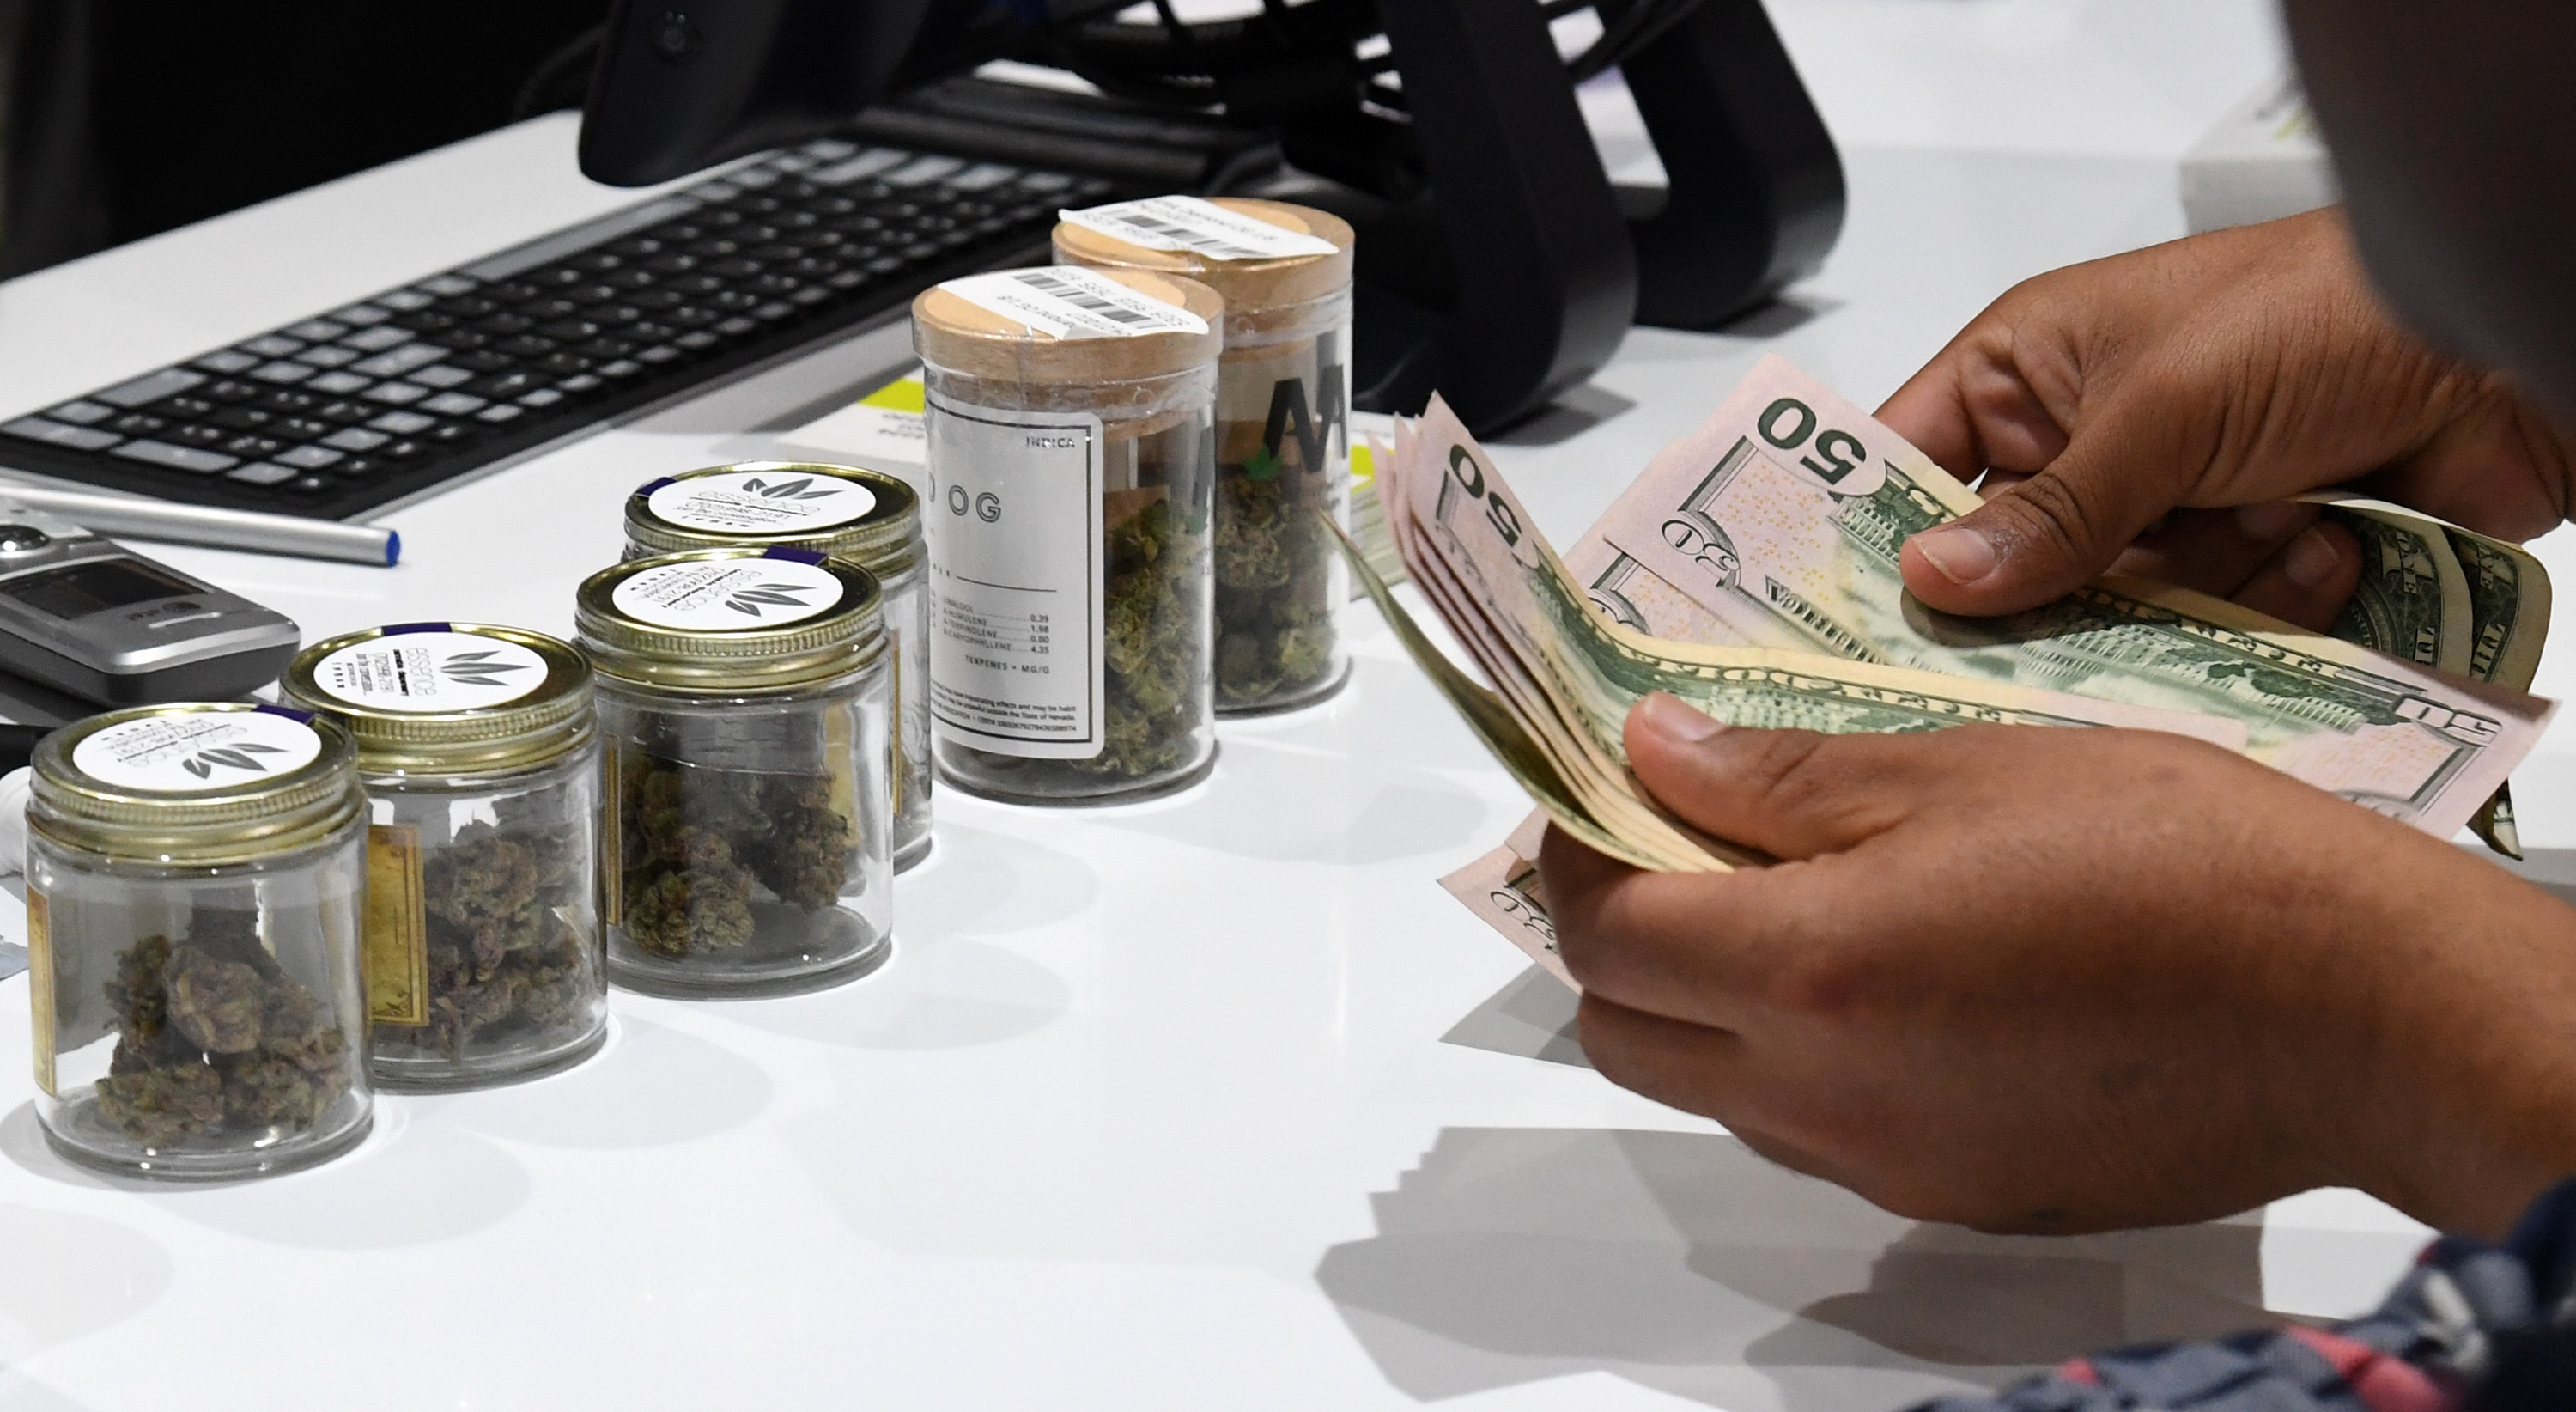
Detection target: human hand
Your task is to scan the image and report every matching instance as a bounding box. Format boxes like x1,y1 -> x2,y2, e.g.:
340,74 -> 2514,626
1540,692 -> 2576,1238
1879,208 -> 2575,624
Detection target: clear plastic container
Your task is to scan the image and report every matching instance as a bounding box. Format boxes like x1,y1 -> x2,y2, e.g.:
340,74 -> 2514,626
281,624 -> 607,1091
913,265 -> 1222,802
27,703 -> 372,1180
623,460 -> 933,871
1056,198 -> 1356,714
577,547 -> 894,996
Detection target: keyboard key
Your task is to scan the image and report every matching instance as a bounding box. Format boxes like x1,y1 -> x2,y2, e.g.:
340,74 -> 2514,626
676,331 -> 720,350
368,411 -> 434,434
538,353 -> 592,375
113,440 -> 237,473
363,382 -> 428,405
277,445 -> 344,470
342,325 -> 411,351
1016,171 -> 1074,192
308,371 -> 371,394
258,388 -> 324,413
825,270 -> 867,290
597,360 -> 643,380
439,330 -> 490,351
169,426 -> 231,448
273,417 -> 334,441
422,392 -> 487,415
212,406 -> 275,431
453,350 -> 514,373
469,370 -> 543,399
476,404 -> 526,423
499,336 -> 561,358
422,274 -> 478,296
2,416 -> 122,450
753,302 -> 796,322
637,344 -> 682,364
715,317 -> 758,337
285,319 -> 349,341
577,338 -> 637,358
300,346 -> 359,368
288,473 -> 337,495
380,439 -> 428,460
770,152 -> 819,173
324,428 -> 390,451
732,168 -> 780,190
352,343 -> 443,377
812,149 -> 910,186
226,462 -> 296,486
109,414 -> 167,436
244,334 -> 307,357
490,282 -> 544,303
333,303 -> 392,326
443,296 -> 501,319
518,388 -> 566,408
203,379 -> 261,402
427,423 -> 478,445
410,365 -> 474,389
252,361 -> 316,384
670,307 -> 721,327
557,374 -> 603,393
538,318 -> 607,341
195,350 -> 261,374
951,161 -> 1020,190
379,289 -> 435,311
95,368 -> 207,408
222,435 -> 285,459
788,287 -> 831,307
800,138 -> 857,161
47,400 -> 114,424
331,458 -> 382,478
313,400 -> 374,423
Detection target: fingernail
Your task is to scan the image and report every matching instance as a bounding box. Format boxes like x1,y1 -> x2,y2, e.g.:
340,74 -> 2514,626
1637,691 -> 1725,744
2236,502 -> 2306,539
2281,526 -> 2342,587
1912,524 -> 1998,585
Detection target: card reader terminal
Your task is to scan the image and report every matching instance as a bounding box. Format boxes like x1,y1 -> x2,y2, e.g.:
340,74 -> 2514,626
0,508 -> 299,705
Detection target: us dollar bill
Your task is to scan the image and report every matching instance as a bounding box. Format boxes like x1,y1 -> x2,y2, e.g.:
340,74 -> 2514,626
1584,356 -> 2554,840
1352,397 -> 2260,874
1437,844 -> 1571,988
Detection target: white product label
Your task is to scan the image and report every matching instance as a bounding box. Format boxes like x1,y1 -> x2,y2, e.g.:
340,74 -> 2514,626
924,393 -> 1105,758
73,709 -> 322,792
612,557 -> 844,630
1060,196 -> 1340,262
939,266 -> 1210,340
312,630 -> 548,712
646,470 -> 878,535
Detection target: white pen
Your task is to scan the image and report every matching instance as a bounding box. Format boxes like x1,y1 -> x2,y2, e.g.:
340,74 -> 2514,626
0,483 -> 398,566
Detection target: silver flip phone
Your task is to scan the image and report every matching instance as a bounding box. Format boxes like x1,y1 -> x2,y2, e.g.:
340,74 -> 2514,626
0,507 -> 299,705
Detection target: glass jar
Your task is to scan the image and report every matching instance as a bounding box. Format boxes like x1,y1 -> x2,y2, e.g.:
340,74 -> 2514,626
576,547 -> 894,996
623,460 -> 933,872
280,623 -> 607,1091
913,265 -> 1222,803
1057,198 -> 1356,715
26,703 -> 371,1180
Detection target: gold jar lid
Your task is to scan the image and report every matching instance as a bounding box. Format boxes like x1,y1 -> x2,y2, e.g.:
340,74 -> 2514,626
32,703 -> 363,864
1053,198 -> 1354,326
278,623 -> 594,777
575,547 -> 885,693
624,461 -> 920,577
912,265 -> 1224,387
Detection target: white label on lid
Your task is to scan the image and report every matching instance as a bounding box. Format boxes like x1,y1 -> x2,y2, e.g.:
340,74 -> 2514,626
923,393 -> 1105,758
73,709 -> 323,792
939,266 -> 1210,340
647,470 -> 879,535
1060,196 -> 1339,262
612,557 -> 844,630
312,630 -> 549,712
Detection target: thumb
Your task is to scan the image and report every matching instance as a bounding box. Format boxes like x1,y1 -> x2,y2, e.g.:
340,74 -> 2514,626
1899,414 -> 2191,616
1623,693 -> 1925,861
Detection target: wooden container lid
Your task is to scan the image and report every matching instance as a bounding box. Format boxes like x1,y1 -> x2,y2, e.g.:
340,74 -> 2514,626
912,267 -> 1223,387
1054,198 -> 1354,318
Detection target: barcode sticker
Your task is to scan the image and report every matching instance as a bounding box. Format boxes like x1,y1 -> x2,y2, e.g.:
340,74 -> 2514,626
1060,196 -> 1339,262
939,266 -> 1210,340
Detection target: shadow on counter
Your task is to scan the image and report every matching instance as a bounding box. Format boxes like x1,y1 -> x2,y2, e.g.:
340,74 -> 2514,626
1317,1126 -> 2275,1409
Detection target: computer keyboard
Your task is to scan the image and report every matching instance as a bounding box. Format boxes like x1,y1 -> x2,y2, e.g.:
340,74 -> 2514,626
0,140 -> 1123,520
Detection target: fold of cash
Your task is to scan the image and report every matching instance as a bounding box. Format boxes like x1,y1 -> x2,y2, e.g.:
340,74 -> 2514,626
1346,391 -> 2272,874
1420,357 -> 2558,979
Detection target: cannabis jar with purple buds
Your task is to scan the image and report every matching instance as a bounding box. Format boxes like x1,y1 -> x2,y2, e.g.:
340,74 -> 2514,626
577,547 -> 893,995
1056,197 -> 1355,715
281,623 -> 607,1092
25,702 -> 373,1180
623,461 -> 933,872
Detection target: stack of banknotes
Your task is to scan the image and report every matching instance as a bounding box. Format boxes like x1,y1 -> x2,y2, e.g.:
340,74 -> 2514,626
1328,357 -> 2558,987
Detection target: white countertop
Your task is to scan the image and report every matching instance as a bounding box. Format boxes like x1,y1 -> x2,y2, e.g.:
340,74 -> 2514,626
0,3 -> 2543,1409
